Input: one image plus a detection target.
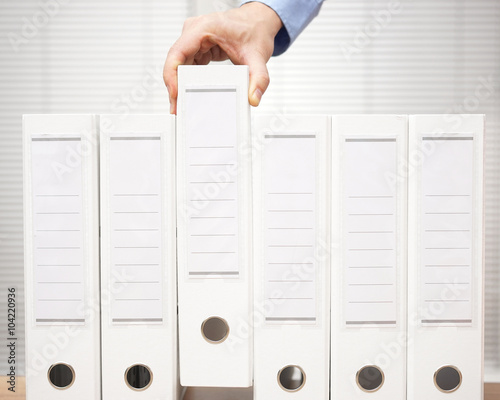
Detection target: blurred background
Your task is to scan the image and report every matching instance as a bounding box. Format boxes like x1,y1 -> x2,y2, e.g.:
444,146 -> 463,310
0,0 -> 498,381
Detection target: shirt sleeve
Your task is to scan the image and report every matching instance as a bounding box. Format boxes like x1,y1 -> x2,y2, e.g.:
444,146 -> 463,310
240,0 -> 324,56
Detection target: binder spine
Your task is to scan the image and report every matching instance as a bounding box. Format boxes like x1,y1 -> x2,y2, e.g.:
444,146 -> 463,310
23,114 -> 100,400
99,114 -> 178,399
253,115 -> 331,399
331,115 -> 408,399
407,114 -> 484,399
176,65 -> 252,387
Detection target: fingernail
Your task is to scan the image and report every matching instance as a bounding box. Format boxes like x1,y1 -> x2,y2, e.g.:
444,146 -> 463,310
251,89 -> 263,106
170,102 -> 175,114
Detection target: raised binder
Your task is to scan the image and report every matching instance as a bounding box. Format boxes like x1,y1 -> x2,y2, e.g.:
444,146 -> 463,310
23,114 -> 100,399
252,115 -> 331,399
100,114 -> 179,398
176,65 -> 252,387
407,114 -> 484,399
331,115 -> 408,398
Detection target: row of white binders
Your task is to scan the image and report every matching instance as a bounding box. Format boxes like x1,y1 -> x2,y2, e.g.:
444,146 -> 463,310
23,66 -> 484,400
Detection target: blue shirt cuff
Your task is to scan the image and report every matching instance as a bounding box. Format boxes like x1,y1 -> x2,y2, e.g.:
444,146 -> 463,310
241,0 -> 323,56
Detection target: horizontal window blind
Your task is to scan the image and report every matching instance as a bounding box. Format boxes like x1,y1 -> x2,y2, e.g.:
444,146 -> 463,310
0,0 -> 498,381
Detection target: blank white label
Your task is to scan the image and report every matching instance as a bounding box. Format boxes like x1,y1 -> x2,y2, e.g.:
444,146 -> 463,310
185,88 -> 239,277
31,137 -> 85,324
109,135 -> 163,323
263,134 -> 317,322
343,138 -> 398,325
421,136 -> 473,324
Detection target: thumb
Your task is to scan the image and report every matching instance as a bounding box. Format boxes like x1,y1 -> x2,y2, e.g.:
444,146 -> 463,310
246,53 -> 270,107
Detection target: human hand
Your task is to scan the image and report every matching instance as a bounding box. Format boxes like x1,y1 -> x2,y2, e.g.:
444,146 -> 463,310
163,2 -> 283,114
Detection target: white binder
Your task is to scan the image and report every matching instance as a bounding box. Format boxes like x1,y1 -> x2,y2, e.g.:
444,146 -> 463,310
176,65 -> 252,387
407,115 -> 484,399
252,115 -> 331,399
331,115 -> 408,399
23,114 -> 100,399
100,114 -> 179,398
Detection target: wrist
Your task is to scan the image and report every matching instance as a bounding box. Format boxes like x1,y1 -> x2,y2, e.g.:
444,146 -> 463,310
241,1 -> 283,37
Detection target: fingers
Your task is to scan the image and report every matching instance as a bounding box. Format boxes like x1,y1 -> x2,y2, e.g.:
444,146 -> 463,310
164,8 -> 274,112
165,43 -> 270,111
164,43 -> 185,114
245,52 -> 271,107
163,19 -> 216,114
